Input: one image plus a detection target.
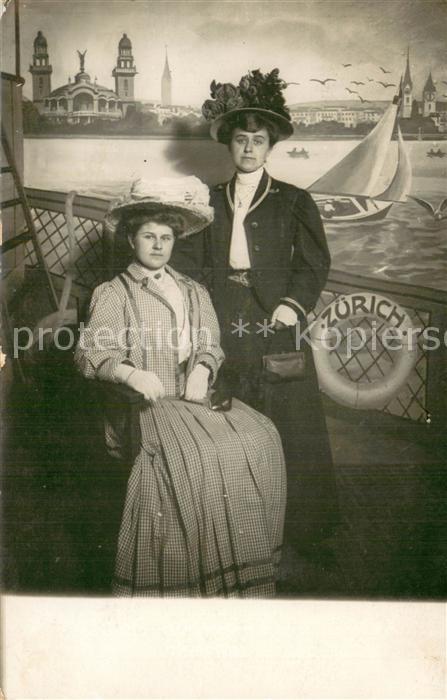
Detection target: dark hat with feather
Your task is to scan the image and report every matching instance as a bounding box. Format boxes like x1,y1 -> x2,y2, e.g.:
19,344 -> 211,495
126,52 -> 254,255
202,68 -> 293,142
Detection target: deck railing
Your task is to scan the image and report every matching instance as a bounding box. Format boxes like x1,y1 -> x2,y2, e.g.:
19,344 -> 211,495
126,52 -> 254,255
23,187 -> 447,432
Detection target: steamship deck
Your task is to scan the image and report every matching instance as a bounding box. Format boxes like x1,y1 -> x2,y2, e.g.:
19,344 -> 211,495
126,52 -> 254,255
1,187 -> 446,599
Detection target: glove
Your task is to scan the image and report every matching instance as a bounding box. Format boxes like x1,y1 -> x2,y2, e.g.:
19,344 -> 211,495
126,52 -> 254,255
271,304 -> 298,330
184,364 -> 210,402
114,364 -> 165,402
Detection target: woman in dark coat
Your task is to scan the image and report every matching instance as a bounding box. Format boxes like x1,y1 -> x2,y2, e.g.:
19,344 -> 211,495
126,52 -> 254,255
171,69 -> 339,550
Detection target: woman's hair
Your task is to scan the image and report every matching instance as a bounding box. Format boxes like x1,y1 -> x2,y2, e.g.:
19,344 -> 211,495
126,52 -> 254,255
218,111 -> 280,146
118,209 -> 185,240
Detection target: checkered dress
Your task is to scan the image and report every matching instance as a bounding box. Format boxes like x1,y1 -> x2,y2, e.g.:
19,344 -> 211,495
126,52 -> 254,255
75,263 -> 286,597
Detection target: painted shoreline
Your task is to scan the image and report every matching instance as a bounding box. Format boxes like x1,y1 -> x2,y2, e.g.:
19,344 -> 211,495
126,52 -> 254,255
24,133 -> 447,141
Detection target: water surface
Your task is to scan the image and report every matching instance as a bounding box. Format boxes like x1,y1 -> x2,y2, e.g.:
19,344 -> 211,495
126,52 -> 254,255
24,137 -> 447,292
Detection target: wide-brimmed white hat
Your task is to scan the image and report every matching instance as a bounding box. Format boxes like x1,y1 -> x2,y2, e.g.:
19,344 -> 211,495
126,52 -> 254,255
105,176 -> 214,238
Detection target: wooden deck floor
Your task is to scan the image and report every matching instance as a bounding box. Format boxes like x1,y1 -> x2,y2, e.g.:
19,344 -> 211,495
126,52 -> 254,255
2,380 -> 446,599
278,406 -> 446,599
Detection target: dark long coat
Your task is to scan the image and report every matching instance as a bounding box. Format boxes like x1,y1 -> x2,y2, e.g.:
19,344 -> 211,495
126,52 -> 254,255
171,169 -> 339,547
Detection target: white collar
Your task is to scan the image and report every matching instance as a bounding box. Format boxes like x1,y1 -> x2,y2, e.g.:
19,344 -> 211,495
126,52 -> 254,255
235,167 -> 264,187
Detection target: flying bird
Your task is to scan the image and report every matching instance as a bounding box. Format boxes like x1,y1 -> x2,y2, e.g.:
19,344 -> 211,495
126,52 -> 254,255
351,80 -> 365,86
345,87 -> 358,94
342,63 -> 352,67
379,66 -> 392,74
409,196 -> 447,221
377,81 -> 397,88
310,78 -> 336,85
357,94 -> 371,103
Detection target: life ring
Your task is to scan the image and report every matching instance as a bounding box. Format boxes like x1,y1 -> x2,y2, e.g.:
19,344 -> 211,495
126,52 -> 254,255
310,292 -> 419,409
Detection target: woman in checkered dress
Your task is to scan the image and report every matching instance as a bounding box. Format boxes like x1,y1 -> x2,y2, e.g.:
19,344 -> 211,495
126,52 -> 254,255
74,179 -> 286,597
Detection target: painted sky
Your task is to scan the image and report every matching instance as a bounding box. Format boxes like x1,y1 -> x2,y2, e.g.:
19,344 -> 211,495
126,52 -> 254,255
3,0 -> 447,106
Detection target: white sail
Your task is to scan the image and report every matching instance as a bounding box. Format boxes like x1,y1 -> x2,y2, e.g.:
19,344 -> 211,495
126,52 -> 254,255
374,126 -> 412,202
309,101 -> 398,198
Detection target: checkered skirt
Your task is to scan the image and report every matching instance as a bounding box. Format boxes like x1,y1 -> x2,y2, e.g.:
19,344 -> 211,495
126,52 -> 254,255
112,397 -> 286,598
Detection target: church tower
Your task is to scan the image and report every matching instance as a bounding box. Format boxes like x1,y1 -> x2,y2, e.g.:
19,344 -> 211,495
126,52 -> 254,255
161,47 -> 172,106
400,47 -> 413,118
112,33 -> 137,115
29,31 -> 52,111
422,71 -> 436,117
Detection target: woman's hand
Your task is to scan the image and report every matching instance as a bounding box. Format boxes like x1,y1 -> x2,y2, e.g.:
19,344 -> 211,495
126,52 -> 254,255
114,364 -> 165,401
271,304 -> 298,330
184,364 -> 210,402
126,369 -> 166,401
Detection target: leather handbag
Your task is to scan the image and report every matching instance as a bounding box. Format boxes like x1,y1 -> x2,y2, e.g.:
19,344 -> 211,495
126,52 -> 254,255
262,325 -> 306,383
262,350 -> 306,383
184,388 -> 232,412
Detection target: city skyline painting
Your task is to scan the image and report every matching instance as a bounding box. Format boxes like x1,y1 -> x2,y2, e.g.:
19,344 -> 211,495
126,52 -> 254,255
6,0 -> 443,141
4,0 -> 446,108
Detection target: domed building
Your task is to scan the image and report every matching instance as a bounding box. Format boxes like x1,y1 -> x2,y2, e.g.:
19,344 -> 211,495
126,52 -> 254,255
29,30 -> 53,109
112,33 -> 138,114
30,32 -> 137,124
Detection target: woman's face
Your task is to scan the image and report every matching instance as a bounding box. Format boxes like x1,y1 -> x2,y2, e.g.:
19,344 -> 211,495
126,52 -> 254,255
128,221 -> 175,270
229,127 -> 271,173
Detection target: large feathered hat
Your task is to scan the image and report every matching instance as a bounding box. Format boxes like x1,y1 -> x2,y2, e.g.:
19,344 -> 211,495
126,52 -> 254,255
105,176 -> 214,238
202,68 -> 293,142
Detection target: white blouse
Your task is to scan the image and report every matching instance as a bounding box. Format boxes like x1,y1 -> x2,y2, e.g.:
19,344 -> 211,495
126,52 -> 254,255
229,167 -> 264,270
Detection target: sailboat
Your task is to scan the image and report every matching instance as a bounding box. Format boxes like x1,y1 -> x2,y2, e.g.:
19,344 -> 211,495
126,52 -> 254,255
309,96 -> 412,223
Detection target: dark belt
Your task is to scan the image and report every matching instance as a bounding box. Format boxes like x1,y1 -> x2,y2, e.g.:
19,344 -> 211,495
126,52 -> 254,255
227,269 -> 253,287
